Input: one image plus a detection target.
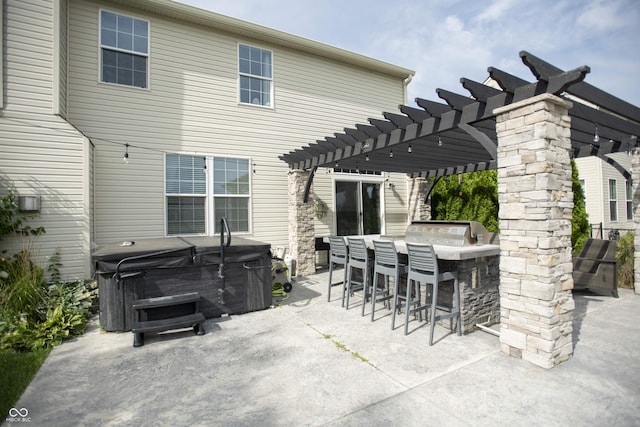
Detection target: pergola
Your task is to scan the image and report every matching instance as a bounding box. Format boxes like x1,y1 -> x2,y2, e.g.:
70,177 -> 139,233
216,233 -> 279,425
280,51 -> 640,369
280,51 -> 640,200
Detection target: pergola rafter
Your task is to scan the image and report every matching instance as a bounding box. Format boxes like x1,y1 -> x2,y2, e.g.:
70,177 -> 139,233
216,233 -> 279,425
279,51 -> 640,199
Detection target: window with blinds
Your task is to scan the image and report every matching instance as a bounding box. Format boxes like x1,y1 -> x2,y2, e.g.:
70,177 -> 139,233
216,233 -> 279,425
165,154 -> 251,235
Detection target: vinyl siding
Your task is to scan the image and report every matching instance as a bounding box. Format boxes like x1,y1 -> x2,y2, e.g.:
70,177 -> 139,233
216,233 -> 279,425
1,0 -> 91,280
4,0 -> 55,113
0,112 -> 92,280
68,0 -> 409,250
55,0 -> 69,116
574,153 -> 633,234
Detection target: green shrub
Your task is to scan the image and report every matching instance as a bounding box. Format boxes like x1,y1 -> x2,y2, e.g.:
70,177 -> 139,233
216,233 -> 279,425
0,190 -> 45,241
0,280 -> 98,352
431,170 -> 499,232
0,250 -> 46,320
617,232 -> 634,289
571,160 -> 590,255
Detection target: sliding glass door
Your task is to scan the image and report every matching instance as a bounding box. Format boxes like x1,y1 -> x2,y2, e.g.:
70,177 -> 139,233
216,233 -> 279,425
335,180 -> 381,236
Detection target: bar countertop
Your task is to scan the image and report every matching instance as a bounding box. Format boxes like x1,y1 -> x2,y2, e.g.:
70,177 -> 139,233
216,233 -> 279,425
324,235 -> 500,260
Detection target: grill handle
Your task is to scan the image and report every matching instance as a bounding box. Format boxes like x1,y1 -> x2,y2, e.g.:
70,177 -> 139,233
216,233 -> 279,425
243,263 -> 271,270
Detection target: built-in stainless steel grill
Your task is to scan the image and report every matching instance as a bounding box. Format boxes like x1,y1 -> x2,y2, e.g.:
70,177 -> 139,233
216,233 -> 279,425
404,220 -> 497,246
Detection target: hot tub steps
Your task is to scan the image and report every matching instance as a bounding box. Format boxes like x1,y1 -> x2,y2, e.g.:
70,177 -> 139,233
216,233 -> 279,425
132,292 -> 205,347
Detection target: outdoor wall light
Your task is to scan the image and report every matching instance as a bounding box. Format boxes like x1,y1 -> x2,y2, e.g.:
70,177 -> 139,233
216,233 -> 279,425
389,150 -> 393,158
18,195 -> 41,212
408,144 -> 412,153
365,154 -> 370,162
593,124 -> 600,143
438,136 -> 443,147
123,144 -> 130,163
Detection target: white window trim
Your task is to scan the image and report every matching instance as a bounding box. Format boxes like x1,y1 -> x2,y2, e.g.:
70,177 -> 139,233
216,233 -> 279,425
237,43 -> 274,108
98,9 -> 150,90
608,179 -> 618,222
164,153 -> 253,236
332,172 -> 386,235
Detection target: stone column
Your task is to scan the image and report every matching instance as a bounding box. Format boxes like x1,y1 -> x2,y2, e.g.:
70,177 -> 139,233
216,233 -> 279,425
495,93 -> 575,369
288,169 -> 315,277
407,177 -> 431,221
633,148 -> 640,294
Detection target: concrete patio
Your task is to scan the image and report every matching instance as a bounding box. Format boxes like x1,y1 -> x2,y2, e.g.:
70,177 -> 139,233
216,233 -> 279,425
11,269 -> 640,426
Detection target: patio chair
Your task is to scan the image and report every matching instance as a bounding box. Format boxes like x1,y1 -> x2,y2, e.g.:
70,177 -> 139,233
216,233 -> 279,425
406,243 -> 461,345
327,236 -> 349,305
573,238 -> 618,298
345,238 -> 372,313
371,239 -> 408,328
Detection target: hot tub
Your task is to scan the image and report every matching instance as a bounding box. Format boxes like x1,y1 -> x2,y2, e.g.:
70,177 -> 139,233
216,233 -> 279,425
93,236 -> 272,332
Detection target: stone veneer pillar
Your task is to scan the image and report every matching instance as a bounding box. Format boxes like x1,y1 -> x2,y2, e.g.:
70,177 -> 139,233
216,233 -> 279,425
633,149 -> 640,295
407,177 -> 431,221
495,93 -> 575,369
288,169 -> 315,277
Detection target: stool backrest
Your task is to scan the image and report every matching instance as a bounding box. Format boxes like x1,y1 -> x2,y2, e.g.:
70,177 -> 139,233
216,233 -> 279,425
329,236 -> 347,260
372,240 -> 398,268
347,238 -> 368,262
406,243 -> 438,276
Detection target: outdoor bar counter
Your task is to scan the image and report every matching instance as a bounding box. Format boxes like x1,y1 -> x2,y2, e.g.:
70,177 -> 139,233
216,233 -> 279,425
327,221 -> 501,333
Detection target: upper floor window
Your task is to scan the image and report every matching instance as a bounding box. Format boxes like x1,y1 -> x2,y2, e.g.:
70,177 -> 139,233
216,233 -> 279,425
238,44 -> 272,107
100,11 -> 149,88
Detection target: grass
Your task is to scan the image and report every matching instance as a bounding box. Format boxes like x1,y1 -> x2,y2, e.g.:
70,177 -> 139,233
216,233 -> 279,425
323,333 -> 370,363
0,348 -> 50,418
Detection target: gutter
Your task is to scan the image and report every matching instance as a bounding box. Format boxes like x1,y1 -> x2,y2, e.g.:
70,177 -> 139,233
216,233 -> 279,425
107,0 -> 415,79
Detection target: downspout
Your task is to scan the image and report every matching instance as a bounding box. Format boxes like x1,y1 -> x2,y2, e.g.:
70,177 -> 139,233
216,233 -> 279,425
403,73 -> 414,105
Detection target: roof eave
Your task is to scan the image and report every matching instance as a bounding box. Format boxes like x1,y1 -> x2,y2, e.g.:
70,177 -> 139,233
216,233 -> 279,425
105,0 -> 415,79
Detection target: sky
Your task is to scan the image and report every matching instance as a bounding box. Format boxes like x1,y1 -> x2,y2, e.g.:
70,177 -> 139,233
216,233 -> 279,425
175,0 -> 640,109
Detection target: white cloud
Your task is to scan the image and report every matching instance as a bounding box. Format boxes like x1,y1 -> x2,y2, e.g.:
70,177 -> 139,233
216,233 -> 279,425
576,0 -> 630,31
476,0 -> 518,22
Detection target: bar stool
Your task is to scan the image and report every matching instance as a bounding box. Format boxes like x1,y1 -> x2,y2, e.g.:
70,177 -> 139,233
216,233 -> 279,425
327,236 -> 348,306
371,240 -> 408,328
406,242 -> 461,345
345,238 -> 372,313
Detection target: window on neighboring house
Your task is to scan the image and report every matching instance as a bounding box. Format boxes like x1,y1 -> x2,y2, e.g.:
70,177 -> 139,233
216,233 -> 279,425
100,10 -> 149,88
165,154 -> 251,235
238,44 -> 272,107
626,180 -> 633,220
609,179 -> 618,222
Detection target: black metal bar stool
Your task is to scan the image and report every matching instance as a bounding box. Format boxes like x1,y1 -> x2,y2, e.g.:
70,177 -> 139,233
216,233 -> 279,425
371,239 -> 408,328
327,236 -> 348,305
406,242 -> 461,345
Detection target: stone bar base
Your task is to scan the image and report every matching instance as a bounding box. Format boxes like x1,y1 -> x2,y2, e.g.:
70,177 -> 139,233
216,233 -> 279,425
439,255 -> 500,333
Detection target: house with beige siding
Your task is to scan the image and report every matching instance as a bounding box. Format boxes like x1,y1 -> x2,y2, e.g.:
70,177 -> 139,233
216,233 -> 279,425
0,0 -> 414,280
575,153 -> 634,238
